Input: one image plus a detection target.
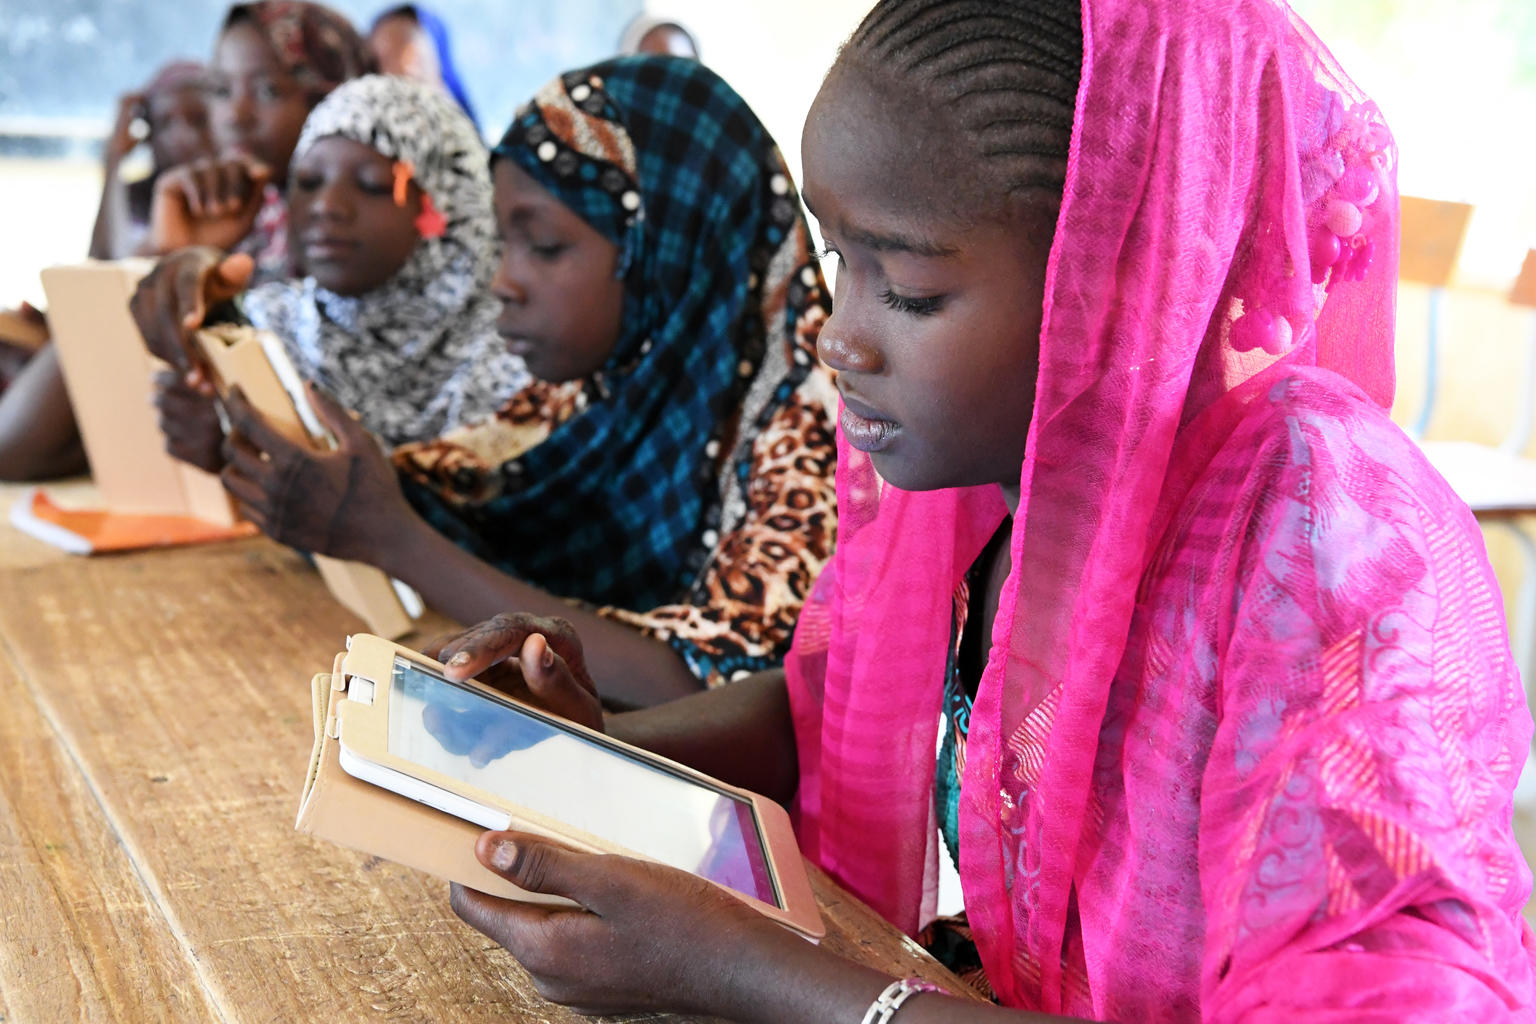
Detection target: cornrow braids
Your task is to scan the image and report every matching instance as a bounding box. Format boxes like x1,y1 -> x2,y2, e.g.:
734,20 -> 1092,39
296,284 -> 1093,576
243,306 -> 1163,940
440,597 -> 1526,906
842,0 -> 1083,201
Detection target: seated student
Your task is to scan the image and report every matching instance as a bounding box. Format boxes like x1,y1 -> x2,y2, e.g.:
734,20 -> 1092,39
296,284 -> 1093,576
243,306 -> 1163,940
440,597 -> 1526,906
0,306 -> 42,392
0,346 -> 87,482
90,60 -> 215,262
428,1 -> 1536,1021
0,60 -> 215,481
368,4 -> 479,130
0,1 -> 369,483
134,74 -> 521,468
205,57 -> 838,707
147,1 -> 373,280
617,15 -> 701,61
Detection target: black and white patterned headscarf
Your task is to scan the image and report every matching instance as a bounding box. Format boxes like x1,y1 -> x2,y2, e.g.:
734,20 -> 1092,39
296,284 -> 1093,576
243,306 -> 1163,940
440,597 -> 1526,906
243,75 -> 524,447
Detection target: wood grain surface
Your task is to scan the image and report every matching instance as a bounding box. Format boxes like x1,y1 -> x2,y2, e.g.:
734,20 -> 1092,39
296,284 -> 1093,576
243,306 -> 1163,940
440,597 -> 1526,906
0,519 -> 974,1023
0,638 -> 217,1022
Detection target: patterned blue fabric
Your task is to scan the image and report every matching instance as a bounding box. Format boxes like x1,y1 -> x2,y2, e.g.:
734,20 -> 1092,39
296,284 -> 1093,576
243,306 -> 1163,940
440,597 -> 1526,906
938,614 -> 972,867
406,56 -> 821,614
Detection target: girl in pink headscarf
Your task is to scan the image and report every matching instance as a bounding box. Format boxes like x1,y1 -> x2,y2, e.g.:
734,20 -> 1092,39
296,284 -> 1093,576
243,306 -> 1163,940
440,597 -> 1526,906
419,1 -> 1536,1020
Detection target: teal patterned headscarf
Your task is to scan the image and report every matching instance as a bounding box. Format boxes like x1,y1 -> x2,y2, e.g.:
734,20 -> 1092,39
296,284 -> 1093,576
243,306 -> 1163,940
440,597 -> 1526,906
409,56 -> 829,612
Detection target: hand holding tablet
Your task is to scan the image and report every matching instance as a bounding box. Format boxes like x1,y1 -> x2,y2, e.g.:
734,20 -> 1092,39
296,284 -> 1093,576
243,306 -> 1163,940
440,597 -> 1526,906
297,633 -> 824,942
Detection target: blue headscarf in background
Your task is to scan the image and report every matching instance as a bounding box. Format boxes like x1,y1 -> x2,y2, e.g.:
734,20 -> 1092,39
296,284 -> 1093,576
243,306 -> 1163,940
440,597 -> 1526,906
401,56 -> 829,614
371,4 -> 478,130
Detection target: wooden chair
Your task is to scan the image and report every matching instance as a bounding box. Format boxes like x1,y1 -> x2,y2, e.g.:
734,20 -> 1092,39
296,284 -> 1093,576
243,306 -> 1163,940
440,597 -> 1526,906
1409,228 -> 1536,801
1399,196 -> 1474,438
1418,246 -> 1536,508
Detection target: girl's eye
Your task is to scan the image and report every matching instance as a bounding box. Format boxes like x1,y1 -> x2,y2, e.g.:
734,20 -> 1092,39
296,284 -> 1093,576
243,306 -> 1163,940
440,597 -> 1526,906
256,82 -> 282,102
879,289 -> 944,317
813,246 -> 844,268
292,174 -> 322,191
358,177 -> 392,196
209,83 -> 233,100
531,242 -> 568,260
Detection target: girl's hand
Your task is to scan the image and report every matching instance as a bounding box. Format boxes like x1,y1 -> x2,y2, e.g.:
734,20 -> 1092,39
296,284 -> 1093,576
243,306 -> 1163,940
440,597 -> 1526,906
218,382 -> 412,563
106,92 -> 146,167
129,247 -> 252,381
430,613 -> 602,732
152,369 -> 225,473
0,341 -> 32,389
450,830 -> 782,1017
148,157 -> 271,254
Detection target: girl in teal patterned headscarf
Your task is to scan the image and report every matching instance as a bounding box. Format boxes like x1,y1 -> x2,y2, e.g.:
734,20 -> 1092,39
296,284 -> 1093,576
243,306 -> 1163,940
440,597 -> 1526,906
394,56 -> 838,687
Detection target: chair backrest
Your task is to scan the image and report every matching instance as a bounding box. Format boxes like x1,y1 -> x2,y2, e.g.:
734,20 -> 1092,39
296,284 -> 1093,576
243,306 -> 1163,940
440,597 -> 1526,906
1498,249 -> 1536,455
1511,249 -> 1536,309
1399,196 -> 1473,287
1398,197 -> 1475,437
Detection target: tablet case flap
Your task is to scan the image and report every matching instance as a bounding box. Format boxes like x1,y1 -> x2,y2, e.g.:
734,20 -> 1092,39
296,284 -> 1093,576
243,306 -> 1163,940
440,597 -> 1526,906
40,261 -> 234,523
196,326 -> 415,639
295,670 -> 570,905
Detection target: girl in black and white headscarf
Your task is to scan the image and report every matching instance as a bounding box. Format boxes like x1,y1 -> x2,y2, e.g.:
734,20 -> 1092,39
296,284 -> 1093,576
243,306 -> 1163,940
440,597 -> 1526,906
241,73 -> 524,445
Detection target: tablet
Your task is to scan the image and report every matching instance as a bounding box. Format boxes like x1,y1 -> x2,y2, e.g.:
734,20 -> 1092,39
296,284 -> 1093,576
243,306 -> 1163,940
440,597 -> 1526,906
331,633 -> 823,940
194,324 -> 422,639
39,260 -> 234,523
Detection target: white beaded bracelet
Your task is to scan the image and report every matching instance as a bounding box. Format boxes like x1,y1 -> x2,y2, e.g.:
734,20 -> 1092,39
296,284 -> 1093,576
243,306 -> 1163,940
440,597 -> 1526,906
859,977 -> 942,1024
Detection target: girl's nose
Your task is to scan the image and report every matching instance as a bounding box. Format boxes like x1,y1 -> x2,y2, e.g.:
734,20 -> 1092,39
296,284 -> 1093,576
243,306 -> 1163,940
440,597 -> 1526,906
309,180 -> 354,221
491,256 -> 528,305
225,89 -> 257,132
816,306 -> 883,375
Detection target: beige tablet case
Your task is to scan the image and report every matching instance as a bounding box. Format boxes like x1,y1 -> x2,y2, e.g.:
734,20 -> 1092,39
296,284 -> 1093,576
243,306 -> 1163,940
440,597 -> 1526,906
196,325 -> 416,639
296,666 -> 570,905
39,261 -> 235,524
1511,250 -> 1536,310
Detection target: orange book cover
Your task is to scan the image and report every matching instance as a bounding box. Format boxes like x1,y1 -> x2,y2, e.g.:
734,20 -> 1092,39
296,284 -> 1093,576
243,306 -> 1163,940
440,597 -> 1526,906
9,487 -> 256,554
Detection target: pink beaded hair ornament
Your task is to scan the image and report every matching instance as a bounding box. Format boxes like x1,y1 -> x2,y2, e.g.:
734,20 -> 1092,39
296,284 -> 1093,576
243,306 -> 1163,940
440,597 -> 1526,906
1228,89 -> 1394,357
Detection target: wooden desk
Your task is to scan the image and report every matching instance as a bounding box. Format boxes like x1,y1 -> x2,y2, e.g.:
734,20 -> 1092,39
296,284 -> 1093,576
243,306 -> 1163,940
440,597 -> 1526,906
0,478 -> 97,570
0,526 -> 972,1021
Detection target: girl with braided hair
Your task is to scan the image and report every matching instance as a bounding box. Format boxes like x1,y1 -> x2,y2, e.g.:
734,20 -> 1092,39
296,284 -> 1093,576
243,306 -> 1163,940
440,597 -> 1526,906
431,1 -> 1536,1020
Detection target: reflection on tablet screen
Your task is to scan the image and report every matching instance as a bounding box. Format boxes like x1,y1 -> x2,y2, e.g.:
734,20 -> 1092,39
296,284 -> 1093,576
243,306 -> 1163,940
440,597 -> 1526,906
389,657 -> 778,907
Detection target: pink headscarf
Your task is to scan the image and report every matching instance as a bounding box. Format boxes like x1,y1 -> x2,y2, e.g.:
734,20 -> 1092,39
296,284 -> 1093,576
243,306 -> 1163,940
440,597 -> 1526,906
787,0 -> 1536,1018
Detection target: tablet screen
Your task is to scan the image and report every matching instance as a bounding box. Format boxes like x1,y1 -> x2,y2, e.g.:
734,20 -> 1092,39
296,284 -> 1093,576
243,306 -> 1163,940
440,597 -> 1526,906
386,656 -> 779,907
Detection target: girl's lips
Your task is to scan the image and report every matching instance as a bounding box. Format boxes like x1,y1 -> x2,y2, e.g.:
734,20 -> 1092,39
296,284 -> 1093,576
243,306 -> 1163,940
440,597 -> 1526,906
839,401 -> 900,453
500,333 -> 539,357
303,238 -> 358,261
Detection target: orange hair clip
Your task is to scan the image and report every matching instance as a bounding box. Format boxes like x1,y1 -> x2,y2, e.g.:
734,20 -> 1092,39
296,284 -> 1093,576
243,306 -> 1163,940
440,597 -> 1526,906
392,161 -> 414,207
393,159 -> 445,238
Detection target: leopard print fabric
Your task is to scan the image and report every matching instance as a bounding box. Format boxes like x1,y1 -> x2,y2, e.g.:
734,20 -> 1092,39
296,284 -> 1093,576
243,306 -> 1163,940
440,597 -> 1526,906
603,375 -> 838,687
392,57 -> 839,685
391,379 -> 586,505
393,318 -> 838,689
